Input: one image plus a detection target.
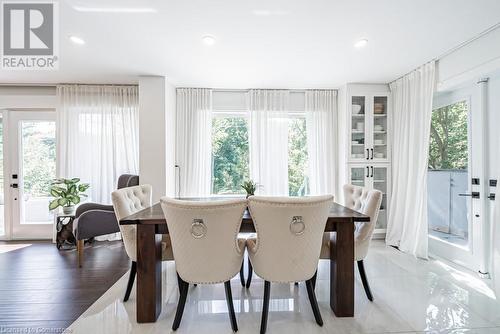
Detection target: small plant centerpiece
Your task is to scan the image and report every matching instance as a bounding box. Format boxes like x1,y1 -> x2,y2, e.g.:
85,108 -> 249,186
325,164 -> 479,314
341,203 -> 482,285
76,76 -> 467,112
48,178 -> 90,214
241,180 -> 259,198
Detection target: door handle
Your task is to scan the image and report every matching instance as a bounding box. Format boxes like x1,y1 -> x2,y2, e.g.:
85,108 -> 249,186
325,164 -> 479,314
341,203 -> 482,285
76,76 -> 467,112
458,192 -> 480,199
370,148 -> 374,160
370,166 -> 374,178
10,183 -> 18,189
366,149 -> 369,160
366,166 -> 369,178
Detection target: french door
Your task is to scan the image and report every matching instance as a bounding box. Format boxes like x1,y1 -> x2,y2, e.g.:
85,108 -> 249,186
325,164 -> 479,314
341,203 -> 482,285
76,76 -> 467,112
428,82 -> 487,274
3,110 -> 56,239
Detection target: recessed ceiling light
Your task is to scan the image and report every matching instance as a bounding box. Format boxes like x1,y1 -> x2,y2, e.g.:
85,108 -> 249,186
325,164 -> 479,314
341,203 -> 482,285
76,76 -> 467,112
69,35 -> 85,45
202,35 -> 216,46
73,6 -> 157,13
354,39 -> 368,48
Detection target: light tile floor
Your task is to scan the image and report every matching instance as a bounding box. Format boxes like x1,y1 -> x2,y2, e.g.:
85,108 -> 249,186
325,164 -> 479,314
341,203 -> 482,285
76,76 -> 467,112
65,241 -> 500,333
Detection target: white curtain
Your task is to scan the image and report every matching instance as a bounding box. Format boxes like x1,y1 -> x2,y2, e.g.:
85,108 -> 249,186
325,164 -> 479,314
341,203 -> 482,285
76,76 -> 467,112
386,61 -> 436,259
57,85 -> 139,240
248,89 -> 289,196
305,90 -> 338,197
176,88 -> 212,197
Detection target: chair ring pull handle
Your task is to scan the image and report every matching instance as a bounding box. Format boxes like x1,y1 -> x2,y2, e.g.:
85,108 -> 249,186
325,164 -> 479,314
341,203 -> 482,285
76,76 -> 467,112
290,216 -> 305,235
191,219 -> 207,239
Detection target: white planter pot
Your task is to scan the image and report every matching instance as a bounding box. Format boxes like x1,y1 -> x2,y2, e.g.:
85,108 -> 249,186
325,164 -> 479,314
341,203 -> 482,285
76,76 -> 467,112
62,206 -> 75,215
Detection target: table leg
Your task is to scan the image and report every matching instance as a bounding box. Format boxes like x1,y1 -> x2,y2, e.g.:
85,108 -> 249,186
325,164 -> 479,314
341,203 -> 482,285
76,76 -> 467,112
330,222 -> 354,317
136,224 -> 162,323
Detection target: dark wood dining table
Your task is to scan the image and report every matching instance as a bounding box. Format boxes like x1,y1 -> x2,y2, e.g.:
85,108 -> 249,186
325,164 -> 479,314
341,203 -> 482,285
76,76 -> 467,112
120,199 -> 370,323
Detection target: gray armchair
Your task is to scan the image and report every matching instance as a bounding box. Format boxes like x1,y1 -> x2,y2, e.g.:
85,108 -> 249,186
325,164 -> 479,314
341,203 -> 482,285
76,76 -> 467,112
74,174 -> 139,267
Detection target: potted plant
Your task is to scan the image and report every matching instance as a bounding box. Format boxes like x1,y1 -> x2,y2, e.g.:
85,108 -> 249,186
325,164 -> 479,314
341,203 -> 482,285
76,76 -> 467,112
241,180 -> 259,198
48,178 -> 90,214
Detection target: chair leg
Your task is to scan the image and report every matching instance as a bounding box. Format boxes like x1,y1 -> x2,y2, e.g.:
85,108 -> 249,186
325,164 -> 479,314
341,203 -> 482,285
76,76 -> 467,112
77,239 -> 84,268
172,273 -> 189,331
224,281 -> 238,332
305,278 -> 323,326
311,270 -> 317,291
357,260 -> 373,301
239,262 -> 245,287
260,281 -> 270,334
246,258 -> 253,289
123,261 -> 136,302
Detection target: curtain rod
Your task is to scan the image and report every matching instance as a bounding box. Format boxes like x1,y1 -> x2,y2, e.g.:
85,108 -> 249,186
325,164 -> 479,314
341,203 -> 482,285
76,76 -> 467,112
0,83 -> 138,87
179,88 -> 339,92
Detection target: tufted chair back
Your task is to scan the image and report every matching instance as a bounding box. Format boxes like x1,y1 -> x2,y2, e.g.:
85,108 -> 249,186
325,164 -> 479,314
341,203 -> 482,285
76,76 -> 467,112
111,184 -> 152,261
343,184 -> 383,260
160,197 -> 247,284
247,195 -> 333,283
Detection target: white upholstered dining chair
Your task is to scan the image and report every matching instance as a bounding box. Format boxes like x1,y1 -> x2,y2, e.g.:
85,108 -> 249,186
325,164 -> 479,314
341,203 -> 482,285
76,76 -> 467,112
320,184 -> 383,301
160,197 -> 247,332
247,195 -> 333,334
111,184 -> 174,302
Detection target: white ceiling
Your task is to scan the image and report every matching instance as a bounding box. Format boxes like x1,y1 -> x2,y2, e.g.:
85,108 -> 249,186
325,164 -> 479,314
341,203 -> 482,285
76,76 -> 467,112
1,0 -> 500,88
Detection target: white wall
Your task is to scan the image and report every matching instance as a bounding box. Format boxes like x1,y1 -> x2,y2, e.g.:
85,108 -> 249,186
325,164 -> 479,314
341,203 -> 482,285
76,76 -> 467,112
0,86 -> 56,109
438,26 -> 500,91
138,76 -> 176,202
165,81 -> 176,197
212,90 -> 307,112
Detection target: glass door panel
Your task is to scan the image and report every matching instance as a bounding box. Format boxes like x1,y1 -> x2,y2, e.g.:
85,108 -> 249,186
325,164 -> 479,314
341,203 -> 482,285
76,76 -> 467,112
0,116 -> 4,238
10,111 -> 56,239
351,96 -> 366,160
20,121 -> 56,225
372,96 -> 388,160
372,167 -> 388,229
428,100 -> 469,247
350,167 -> 366,187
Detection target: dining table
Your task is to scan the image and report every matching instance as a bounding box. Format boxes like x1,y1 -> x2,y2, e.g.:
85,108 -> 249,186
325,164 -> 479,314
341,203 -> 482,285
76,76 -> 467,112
120,198 -> 370,323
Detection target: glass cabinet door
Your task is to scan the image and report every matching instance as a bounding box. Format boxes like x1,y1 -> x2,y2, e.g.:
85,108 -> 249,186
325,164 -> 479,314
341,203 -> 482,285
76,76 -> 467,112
350,166 -> 366,187
351,96 -> 366,160
372,167 -> 388,229
372,96 -> 388,160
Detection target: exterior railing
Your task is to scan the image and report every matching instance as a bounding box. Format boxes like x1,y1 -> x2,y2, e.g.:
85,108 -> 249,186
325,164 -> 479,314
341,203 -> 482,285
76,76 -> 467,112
427,169 -> 468,239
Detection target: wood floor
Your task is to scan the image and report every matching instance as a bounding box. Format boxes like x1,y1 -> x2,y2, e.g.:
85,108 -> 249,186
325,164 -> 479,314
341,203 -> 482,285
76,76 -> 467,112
0,240 -> 129,332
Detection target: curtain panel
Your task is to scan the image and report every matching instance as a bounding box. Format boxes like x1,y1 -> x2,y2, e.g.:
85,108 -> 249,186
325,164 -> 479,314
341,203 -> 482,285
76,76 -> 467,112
305,90 -> 338,197
248,89 -> 290,196
386,61 -> 436,259
57,84 -> 139,204
176,88 -> 213,197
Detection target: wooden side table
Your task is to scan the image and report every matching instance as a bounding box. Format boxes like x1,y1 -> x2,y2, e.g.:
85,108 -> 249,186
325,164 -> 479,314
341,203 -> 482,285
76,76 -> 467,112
55,213 -> 76,250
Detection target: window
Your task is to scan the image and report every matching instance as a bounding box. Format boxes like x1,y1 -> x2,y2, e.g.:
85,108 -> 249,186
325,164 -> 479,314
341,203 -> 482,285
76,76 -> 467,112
211,116 -> 250,195
429,100 -> 468,170
288,117 -> 308,196
211,113 -> 309,196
